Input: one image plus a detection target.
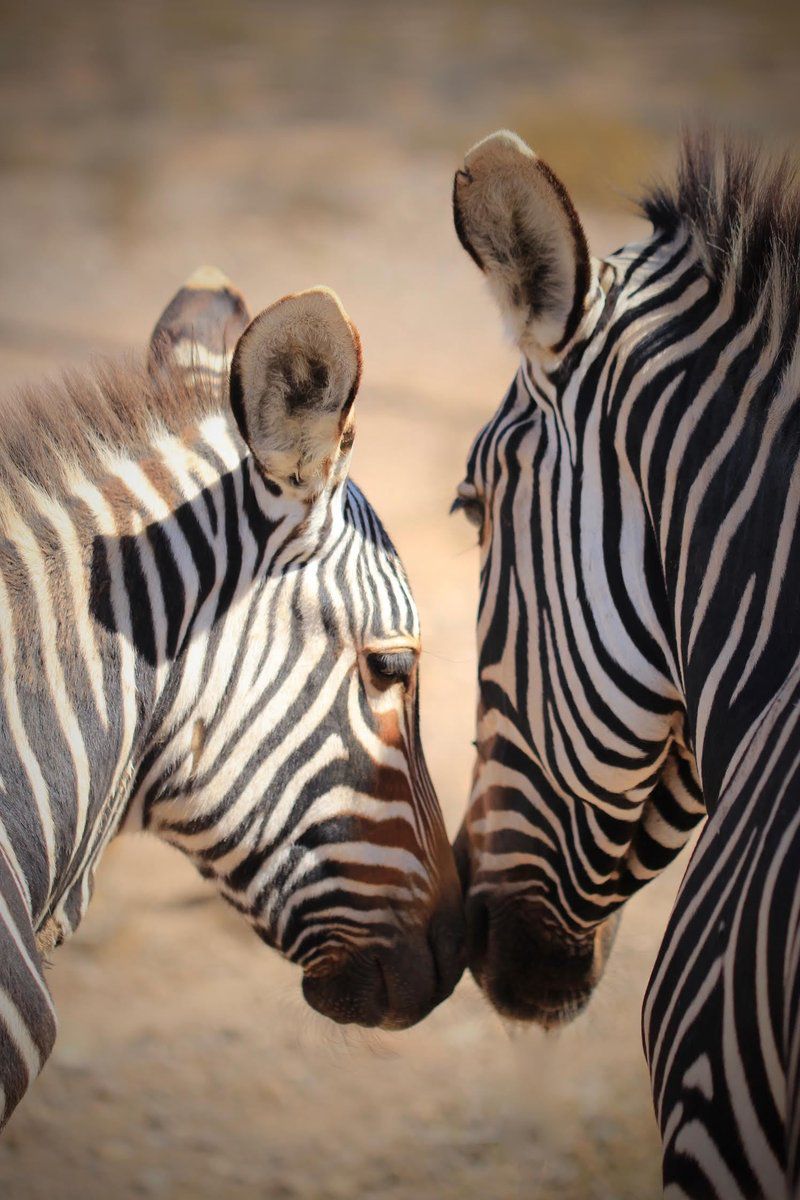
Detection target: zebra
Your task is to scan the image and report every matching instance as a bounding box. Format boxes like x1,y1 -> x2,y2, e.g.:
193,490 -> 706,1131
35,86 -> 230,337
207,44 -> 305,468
0,267 -> 464,1128
450,128 -> 800,1197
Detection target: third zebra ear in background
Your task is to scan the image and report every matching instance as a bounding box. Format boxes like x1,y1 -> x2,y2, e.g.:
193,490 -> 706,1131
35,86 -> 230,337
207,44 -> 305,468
149,265 -> 251,392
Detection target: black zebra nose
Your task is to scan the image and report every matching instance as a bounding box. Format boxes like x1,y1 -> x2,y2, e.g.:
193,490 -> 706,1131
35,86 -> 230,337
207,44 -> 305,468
464,892 -> 614,1027
302,896 -> 465,1031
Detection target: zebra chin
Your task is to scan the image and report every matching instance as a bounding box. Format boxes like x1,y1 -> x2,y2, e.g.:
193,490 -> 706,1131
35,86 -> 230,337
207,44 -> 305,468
463,892 -> 620,1027
300,910 -> 467,1031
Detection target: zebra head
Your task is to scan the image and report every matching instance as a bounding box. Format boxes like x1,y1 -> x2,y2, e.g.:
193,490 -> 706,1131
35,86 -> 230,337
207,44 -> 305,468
123,274 -> 465,1030
450,133 -> 703,1024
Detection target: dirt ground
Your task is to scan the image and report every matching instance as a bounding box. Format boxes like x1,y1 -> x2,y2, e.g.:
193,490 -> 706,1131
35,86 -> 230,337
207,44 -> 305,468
0,3 -> 797,1197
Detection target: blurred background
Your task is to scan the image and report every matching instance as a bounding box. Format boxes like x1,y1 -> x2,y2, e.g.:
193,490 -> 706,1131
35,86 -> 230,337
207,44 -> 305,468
0,1 -> 797,1197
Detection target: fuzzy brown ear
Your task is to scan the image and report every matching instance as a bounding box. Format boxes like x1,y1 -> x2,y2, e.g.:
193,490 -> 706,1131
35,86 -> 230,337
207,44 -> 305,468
453,131 -> 593,356
229,288 -> 362,497
149,266 -> 251,390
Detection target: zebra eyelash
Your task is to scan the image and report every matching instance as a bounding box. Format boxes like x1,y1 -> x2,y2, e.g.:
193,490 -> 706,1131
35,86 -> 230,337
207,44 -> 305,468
450,493 -> 484,531
367,649 -> 415,677
366,649 -> 416,686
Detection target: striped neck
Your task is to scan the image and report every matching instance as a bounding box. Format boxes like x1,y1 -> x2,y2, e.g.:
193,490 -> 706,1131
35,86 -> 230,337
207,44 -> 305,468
526,226 -> 800,805
0,406 -> 323,940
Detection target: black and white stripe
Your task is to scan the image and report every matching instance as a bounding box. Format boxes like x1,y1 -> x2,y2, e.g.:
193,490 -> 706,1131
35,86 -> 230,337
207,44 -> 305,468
0,270 -> 463,1128
452,131 -> 800,1195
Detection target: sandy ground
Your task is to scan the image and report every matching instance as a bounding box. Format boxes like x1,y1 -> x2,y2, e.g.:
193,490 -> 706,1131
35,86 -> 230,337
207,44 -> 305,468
0,3 -> 797,1197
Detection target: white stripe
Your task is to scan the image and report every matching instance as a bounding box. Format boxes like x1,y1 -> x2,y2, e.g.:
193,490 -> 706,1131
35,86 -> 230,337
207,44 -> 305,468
0,571 -> 56,907
0,986 -> 41,1083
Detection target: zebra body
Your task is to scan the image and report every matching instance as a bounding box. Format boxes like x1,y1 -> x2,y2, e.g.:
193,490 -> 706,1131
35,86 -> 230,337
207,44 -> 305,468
452,131 -> 800,1196
0,270 -> 463,1127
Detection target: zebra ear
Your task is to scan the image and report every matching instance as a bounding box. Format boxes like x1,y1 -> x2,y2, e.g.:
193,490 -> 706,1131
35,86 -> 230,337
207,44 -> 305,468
149,266 -> 251,390
453,131 -> 593,356
229,287 -> 362,497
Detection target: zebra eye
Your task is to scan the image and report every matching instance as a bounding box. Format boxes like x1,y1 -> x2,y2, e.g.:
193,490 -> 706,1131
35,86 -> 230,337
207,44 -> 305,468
450,494 -> 484,530
366,649 -> 416,687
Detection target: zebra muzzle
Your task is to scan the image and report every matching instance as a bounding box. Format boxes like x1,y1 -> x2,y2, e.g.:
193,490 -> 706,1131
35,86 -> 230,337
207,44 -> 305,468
464,892 -> 617,1027
301,904 -> 465,1031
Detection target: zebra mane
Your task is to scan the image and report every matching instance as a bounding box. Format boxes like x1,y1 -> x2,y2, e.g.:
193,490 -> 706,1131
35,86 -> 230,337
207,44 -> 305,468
641,131 -> 800,325
0,356 -> 223,511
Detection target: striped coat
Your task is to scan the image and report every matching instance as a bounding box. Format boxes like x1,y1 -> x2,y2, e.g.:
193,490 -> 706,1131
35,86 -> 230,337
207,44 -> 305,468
0,270 -> 464,1127
452,130 -> 800,1196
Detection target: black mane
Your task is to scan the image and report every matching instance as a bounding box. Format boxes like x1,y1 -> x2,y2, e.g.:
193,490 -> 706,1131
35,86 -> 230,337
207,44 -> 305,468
642,131 -> 800,323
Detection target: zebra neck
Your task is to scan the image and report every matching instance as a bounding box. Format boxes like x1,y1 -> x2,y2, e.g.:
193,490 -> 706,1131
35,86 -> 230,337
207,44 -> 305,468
98,420 -> 282,829
0,414 -> 274,942
635,289 -> 800,808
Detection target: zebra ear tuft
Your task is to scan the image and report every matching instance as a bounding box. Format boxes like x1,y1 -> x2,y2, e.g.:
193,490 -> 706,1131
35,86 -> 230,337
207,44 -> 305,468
229,287 -> 362,497
149,266 -> 251,391
453,130 -> 592,356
